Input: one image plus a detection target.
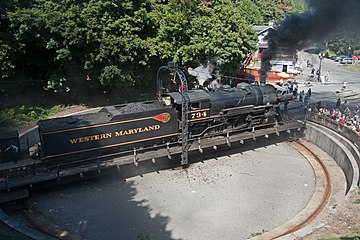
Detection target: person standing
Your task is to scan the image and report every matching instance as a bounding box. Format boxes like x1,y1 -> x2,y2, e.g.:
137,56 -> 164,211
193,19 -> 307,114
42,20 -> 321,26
339,100 -> 347,114
355,105 -> 359,115
299,90 -> 305,102
335,98 -> 341,109
342,81 -> 347,90
325,71 -> 330,81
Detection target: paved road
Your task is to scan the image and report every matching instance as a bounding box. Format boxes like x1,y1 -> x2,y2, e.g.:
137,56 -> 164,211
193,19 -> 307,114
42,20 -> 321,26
32,142 -> 315,240
296,52 -> 360,109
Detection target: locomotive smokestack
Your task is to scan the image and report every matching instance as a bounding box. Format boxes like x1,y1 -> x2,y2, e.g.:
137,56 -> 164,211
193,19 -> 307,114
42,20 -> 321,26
260,0 -> 360,83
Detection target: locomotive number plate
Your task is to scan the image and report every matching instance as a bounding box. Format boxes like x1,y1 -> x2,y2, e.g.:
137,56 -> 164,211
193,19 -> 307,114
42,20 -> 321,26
188,109 -> 210,122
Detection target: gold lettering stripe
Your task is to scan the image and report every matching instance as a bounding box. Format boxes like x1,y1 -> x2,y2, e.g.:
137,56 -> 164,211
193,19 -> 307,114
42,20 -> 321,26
45,133 -> 178,159
44,116 -> 157,135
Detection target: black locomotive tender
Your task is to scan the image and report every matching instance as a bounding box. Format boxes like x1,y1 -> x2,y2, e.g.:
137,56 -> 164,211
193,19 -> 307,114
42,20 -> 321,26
38,76 -> 283,166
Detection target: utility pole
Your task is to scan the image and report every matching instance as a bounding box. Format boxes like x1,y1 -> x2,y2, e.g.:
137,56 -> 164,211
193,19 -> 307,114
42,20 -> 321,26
318,52 -> 325,82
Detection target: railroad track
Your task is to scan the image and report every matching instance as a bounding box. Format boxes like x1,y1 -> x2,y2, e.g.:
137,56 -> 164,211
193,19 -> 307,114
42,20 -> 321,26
278,141 -> 331,237
256,140 -> 331,239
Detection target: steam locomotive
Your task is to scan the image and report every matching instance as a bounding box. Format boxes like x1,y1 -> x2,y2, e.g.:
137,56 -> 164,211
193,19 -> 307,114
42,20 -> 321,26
37,78 -> 283,165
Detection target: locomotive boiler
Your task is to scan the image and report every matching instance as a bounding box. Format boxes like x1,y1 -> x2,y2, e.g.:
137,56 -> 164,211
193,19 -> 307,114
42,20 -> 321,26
163,83 -> 281,138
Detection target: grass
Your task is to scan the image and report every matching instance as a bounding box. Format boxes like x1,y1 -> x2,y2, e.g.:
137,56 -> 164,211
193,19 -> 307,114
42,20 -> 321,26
318,230 -> 360,240
355,187 -> 360,204
250,229 -> 266,237
137,233 -> 152,240
0,104 -> 70,128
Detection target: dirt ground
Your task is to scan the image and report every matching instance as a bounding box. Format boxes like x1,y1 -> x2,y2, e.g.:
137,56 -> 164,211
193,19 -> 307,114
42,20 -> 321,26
302,189 -> 360,240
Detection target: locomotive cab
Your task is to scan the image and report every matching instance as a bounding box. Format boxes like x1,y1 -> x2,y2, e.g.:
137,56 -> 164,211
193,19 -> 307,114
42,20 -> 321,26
162,90 -> 211,136
162,90 -> 211,118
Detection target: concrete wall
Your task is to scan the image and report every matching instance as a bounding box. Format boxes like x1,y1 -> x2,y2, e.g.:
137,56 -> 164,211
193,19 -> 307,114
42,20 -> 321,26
304,114 -> 360,194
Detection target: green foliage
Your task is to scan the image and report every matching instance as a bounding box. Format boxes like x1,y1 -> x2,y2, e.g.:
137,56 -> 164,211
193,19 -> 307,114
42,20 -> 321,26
0,41 -> 15,78
137,233 -> 152,240
0,105 -> 67,127
250,229 -> 266,237
0,0 -> 305,91
99,65 -> 135,87
152,0 -> 258,75
46,71 -> 71,93
326,30 -> 360,55
5,0 -> 152,89
254,0 -> 294,23
290,0 -> 306,13
319,234 -> 360,240
355,187 -> 360,204
235,0 -> 264,25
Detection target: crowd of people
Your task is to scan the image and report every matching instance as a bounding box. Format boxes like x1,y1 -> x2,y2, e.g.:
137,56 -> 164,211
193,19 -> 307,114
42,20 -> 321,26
282,80 -> 312,104
309,98 -> 360,135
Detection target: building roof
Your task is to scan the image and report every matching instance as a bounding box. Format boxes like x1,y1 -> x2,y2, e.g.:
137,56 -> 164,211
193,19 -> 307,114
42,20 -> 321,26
253,25 -> 274,34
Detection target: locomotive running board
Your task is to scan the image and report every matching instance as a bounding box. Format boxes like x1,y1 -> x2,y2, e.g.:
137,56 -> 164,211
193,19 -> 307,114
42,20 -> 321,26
221,104 -> 275,117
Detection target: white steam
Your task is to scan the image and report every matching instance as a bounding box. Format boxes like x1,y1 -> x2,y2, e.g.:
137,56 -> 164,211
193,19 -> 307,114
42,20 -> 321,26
187,57 -> 224,87
187,64 -> 213,86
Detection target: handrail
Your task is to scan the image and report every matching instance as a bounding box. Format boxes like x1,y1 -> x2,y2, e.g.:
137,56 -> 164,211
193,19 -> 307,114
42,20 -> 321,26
306,112 -> 360,150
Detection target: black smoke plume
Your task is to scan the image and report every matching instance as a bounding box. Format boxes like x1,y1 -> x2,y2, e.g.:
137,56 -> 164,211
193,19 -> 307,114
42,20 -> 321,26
260,0 -> 360,84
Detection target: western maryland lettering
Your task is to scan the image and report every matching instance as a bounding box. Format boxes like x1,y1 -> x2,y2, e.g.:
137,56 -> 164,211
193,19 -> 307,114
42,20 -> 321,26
114,125 -> 160,137
69,124 -> 161,144
69,133 -> 112,144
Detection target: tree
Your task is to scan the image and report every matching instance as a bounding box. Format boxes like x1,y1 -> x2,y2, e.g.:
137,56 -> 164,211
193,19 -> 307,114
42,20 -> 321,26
150,0 -> 258,75
0,1 -> 17,80
235,0 -> 263,25
6,0 -> 153,91
2,0 -> 305,94
0,41 -> 15,79
254,0 -> 299,24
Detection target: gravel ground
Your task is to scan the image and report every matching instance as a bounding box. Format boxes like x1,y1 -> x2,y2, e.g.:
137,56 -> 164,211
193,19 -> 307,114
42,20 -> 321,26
32,142 -> 315,240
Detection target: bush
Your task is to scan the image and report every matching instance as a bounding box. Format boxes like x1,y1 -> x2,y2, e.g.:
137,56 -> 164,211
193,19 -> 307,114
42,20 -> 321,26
0,105 -> 67,127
